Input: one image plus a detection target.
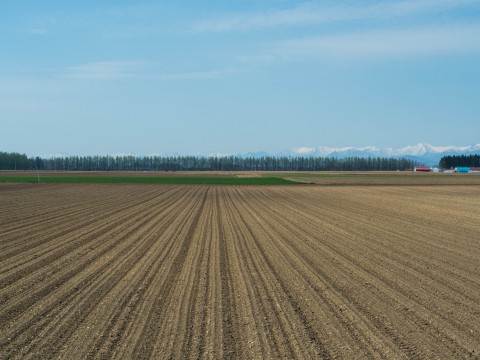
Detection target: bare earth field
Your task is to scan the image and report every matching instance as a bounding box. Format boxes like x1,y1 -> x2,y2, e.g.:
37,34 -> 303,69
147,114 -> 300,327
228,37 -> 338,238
1,182 -> 479,359
278,172 -> 480,186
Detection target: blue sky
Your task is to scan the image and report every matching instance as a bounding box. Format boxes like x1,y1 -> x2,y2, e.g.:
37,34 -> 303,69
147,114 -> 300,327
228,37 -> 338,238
1,0 -> 479,156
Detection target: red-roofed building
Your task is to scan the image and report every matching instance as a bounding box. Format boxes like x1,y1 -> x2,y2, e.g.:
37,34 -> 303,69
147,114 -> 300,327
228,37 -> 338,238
414,166 -> 432,172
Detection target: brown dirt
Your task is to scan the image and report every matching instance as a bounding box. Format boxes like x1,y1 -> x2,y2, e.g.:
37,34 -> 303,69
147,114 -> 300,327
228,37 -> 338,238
1,183 -> 479,359
284,172 -> 480,186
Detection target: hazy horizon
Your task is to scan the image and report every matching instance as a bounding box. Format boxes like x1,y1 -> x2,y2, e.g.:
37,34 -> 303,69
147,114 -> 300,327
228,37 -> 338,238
2,1 -> 479,155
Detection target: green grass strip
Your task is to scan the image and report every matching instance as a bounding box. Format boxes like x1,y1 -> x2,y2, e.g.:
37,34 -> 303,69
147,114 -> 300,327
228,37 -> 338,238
0,176 -> 300,185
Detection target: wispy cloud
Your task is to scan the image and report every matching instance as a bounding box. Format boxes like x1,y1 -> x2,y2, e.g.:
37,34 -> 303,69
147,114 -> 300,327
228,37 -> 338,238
192,0 -> 478,32
153,67 -> 241,80
273,22 -> 480,59
60,61 -> 241,80
27,28 -> 49,35
61,61 -> 148,79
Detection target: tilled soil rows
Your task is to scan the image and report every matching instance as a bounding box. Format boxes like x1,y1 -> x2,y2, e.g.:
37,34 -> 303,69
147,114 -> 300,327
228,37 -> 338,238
1,183 -> 479,359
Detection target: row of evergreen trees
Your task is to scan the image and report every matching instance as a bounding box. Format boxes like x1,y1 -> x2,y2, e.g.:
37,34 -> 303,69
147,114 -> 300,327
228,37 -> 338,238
0,152 -> 30,170
0,151 -> 417,172
439,155 -> 480,169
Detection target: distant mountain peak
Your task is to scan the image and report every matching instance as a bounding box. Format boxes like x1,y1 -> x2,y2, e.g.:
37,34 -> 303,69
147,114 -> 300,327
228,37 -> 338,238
278,143 -> 480,165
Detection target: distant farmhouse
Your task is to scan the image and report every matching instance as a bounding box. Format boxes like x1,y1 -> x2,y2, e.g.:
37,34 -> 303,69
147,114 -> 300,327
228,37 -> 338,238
414,166 -> 432,172
415,166 -> 480,173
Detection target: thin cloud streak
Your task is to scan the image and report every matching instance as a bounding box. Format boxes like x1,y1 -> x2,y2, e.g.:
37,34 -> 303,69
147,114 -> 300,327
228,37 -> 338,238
273,23 -> 480,59
192,0 -> 478,32
153,68 -> 241,80
61,61 -> 148,79
60,61 -> 241,80
27,28 -> 49,35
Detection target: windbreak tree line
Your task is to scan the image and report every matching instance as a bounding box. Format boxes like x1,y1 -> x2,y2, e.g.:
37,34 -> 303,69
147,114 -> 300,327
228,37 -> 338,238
439,155 -> 480,169
0,152 -> 30,170
1,152 -> 417,172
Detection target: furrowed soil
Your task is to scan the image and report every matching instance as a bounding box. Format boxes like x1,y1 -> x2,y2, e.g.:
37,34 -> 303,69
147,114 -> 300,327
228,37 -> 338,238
280,172 -> 480,186
1,183 -> 479,359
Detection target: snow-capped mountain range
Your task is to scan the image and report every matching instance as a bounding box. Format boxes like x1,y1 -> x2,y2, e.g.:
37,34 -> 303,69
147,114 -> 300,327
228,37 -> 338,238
40,143 -> 480,166
237,143 -> 480,166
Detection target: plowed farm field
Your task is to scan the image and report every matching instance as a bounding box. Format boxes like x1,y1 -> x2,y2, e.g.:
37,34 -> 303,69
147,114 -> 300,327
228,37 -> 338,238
1,183 -> 479,359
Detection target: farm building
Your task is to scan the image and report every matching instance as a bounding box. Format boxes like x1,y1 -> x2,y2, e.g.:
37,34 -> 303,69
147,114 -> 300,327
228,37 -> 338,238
414,166 -> 432,172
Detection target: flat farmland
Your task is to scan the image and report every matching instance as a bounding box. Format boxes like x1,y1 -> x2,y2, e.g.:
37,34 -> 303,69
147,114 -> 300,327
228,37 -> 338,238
1,183 -> 479,359
274,172 -> 480,186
